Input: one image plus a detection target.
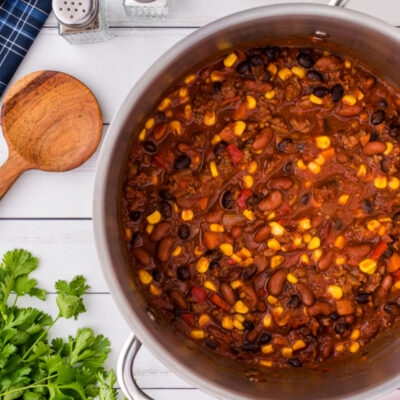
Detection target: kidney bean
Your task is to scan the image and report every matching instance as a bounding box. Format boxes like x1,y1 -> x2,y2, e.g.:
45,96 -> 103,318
132,247 -> 151,267
337,104 -> 362,117
317,250 -> 334,271
231,226 -> 243,239
269,177 -> 293,190
267,269 -> 287,296
296,283 -> 315,306
319,336 -> 333,358
363,141 -> 386,155
206,209 -> 224,223
360,320 -> 380,340
239,285 -> 258,308
171,290 -> 188,310
345,244 -> 371,265
308,301 -> 333,317
374,275 -> 393,304
252,128 -> 272,150
258,190 -> 283,211
203,231 -> 220,250
157,236 -> 175,262
336,299 -> 354,316
254,225 -> 271,243
150,222 -> 170,242
311,214 -> 323,228
314,55 -> 342,72
220,282 -> 235,305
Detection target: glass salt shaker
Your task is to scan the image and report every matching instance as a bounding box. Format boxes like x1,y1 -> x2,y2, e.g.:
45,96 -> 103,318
123,0 -> 168,20
53,0 -> 110,44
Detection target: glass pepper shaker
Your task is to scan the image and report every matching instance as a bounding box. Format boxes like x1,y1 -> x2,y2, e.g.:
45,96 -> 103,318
53,0 -> 110,44
123,0 -> 168,20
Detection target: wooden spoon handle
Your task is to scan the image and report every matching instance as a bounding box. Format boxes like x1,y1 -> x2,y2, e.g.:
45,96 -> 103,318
0,151 -> 30,200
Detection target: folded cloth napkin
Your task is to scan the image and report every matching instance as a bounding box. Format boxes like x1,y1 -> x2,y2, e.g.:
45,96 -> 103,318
0,0 -> 52,96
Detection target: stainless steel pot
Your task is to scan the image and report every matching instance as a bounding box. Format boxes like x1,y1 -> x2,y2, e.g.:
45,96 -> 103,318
93,2 -> 400,399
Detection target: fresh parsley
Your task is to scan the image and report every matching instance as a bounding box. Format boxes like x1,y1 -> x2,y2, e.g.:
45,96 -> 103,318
0,249 -> 120,399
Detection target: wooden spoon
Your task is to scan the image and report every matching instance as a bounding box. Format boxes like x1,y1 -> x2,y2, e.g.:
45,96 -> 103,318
0,70 -> 102,199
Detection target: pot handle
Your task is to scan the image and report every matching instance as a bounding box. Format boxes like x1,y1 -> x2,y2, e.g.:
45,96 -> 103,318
118,333 -> 154,400
328,0 -> 350,6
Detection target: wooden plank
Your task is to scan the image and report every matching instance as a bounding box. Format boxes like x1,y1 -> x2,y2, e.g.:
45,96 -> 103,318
44,0 -> 400,27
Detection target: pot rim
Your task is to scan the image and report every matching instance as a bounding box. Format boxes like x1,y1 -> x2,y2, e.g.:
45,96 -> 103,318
93,3 -> 400,400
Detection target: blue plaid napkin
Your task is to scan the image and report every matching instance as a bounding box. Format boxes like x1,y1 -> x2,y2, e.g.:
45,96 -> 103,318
0,0 -> 52,96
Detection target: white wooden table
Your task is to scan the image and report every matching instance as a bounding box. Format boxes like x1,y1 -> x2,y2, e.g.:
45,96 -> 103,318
1,1 -> 400,399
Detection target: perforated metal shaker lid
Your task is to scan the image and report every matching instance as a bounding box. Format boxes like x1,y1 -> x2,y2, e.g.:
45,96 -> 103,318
53,0 -> 99,29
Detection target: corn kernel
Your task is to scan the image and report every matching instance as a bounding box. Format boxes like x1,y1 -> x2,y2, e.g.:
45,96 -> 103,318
198,314 -> 210,328
271,255 -> 284,269
242,258 -> 254,267
299,217 -> 311,230
287,273 -> 298,284
204,111 -> 216,126
308,161 -> 321,174
274,306 -> 284,316
315,136 -> 331,149
230,254 -> 242,263
204,281 -> 217,291
278,67 -> 292,81
124,227 -> 133,242
234,300 -> 249,314
308,237 -> 320,250
260,360 -> 273,367
268,238 -> 281,251
328,285 -> 343,299
248,161 -> 258,174
209,224 -> 224,233
222,316 -> 234,330
234,121 -> 247,136
267,63 -> 277,75
211,134 -> 221,145
394,281 -> 400,291
301,254 -> 310,265
146,224 -> 154,234
197,257 -> 210,273
184,74 -> 196,84
367,219 -> 381,231
310,94 -> 323,105
297,159 -> 307,170
389,177 -> 400,190
243,209 -> 254,220
293,233 -> 303,246
170,120 -> 182,135
267,212 -> 276,220
313,249 -> 323,261
342,95 -> 356,106
172,246 -> 182,257
267,295 -> 278,305
270,222 -> 285,236
138,128 -> 146,141
282,347 -> 293,358
334,235 -> 346,249
350,341 -> 360,353
263,314 -> 272,327
344,60 -> 351,68
338,194 -> 350,205
224,52 -> 238,67
384,142 -> 394,155
246,95 -> 257,110
359,258 -> 377,274
358,164 -> 367,177
147,210 -> 161,224
262,344 -> 274,354
336,256 -> 346,265
243,175 -> 254,188
291,66 -> 305,78
351,329 -> 360,340
237,247 -> 251,259
181,209 -> 194,221
210,161 -> 218,177
158,98 -> 171,111
178,87 -> 188,98
303,233 -> 312,244
231,280 -> 243,289
184,104 -> 192,121
150,284 -> 162,296
210,70 -> 223,82
145,118 -> 155,130
374,176 -> 387,189
191,330 -> 205,339
315,154 -> 325,166
233,319 -> 244,330
336,344 -> 344,352
194,246 -> 203,257
265,89 -> 276,99
138,269 -> 152,285
292,340 -> 306,351
220,243 -> 233,256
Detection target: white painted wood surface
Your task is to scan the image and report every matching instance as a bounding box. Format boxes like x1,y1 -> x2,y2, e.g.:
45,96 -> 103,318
1,1 -> 399,399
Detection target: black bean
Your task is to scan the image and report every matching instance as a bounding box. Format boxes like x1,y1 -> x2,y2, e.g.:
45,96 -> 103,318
297,142 -> 306,152
243,265 -> 257,281
330,84 -> 344,102
329,312 -> 339,320
371,110 -> 385,125
288,294 -> 301,308
152,269 -> 162,281
313,86 -> 329,98
369,132 -> 379,142
143,141 -> 157,153
389,125 -> 400,139
155,111 -> 166,124
277,138 -> 292,152
250,55 -> 263,66
383,246 -> 394,258
222,191 -> 234,209
300,194 -> 310,206
262,71 -> 272,82
380,157 -> 389,173
333,218 -> 343,231
205,338 -> 218,350
213,81 -> 222,93
209,261 -> 220,270
130,211 -> 141,221
243,320 -> 255,330
214,140 -> 228,156
236,61 -> 251,75
160,201 -> 172,219
230,345 -> 241,355
259,332 -> 272,344
393,212 -> 400,223
174,154 -> 191,170
379,99 -> 388,108
178,224 -> 190,239
362,199 -> 373,214
297,52 -> 314,68
384,303 -> 400,316
246,194 -> 261,208
334,321 -> 349,335
131,233 -> 141,247
177,266 -> 191,281
246,73 -> 255,81
283,161 -> 293,174
205,249 -> 222,260
287,358 -> 303,368
159,190 -> 174,200
307,70 -> 323,81
264,46 -> 279,62
241,343 -> 260,353
355,292 -> 370,304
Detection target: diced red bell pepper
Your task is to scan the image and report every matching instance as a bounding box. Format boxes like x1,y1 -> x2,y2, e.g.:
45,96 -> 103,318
209,293 -> 231,311
391,269 -> 400,282
388,252 -> 400,273
227,258 -> 237,265
370,241 -> 388,260
227,143 -> 244,165
191,287 -> 207,304
180,313 -> 195,326
278,202 -> 292,217
237,188 -> 252,209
